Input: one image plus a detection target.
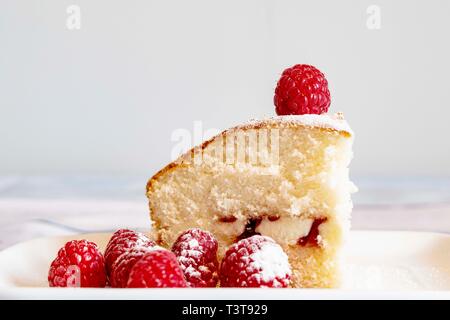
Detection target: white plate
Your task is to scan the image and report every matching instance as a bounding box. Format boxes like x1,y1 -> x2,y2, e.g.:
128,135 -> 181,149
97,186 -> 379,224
0,231 -> 449,299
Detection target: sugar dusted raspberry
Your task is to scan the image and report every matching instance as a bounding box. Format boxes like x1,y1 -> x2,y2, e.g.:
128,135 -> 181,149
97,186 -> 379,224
220,235 -> 291,288
274,64 -> 331,115
104,229 -> 155,281
110,245 -> 160,288
48,240 -> 106,287
172,228 -> 219,287
127,250 -> 187,288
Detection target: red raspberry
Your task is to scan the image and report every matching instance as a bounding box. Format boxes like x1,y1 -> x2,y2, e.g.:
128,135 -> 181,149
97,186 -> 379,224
220,235 -> 291,288
127,250 -> 187,288
274,64 -> 331,115
104,229 -> 155,280
48,240 -> 106,287
110,245 -> 160,288
172,228 -> 219,287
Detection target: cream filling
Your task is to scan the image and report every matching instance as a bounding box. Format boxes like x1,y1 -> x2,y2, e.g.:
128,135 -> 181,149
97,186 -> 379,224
216,215 -> 315,246
256,217 -> 314,245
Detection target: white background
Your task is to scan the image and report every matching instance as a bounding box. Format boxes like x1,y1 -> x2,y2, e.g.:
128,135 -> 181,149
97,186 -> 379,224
1,0 -> 450,178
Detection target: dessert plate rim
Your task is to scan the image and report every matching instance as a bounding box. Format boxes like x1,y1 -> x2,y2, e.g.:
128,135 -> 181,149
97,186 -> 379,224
0,230 -> 449,299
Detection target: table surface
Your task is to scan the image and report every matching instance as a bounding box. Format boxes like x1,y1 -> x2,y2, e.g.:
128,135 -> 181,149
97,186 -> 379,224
0,176 -> 449,250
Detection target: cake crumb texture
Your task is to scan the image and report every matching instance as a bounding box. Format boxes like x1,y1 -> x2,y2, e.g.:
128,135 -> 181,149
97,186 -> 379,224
146,114 -> 355,288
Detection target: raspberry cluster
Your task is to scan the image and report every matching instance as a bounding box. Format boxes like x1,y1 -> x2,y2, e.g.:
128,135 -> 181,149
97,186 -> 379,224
48,229 -> 291,288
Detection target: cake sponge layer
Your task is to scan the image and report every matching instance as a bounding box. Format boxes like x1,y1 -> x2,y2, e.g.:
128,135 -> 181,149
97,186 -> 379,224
146,114 -> 355,287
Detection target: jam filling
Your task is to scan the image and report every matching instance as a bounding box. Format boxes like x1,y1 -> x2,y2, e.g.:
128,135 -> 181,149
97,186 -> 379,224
297,218 -> 327,247
236,217 -> 262,241
219,216 -> 237,223
224,214 -> 326,245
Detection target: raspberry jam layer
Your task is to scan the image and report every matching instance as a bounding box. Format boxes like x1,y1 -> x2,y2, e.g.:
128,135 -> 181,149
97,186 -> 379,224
267,215 -> 280,222
219,216 -> 237,223
297,218 -> 327,247
236,217 -> 262,241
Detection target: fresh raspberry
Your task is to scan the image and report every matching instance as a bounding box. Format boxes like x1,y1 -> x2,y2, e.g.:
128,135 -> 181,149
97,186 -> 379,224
48,240 -> 106,287
220,235 -> 291,288
127,250 -> 187,288
171,228 -> 219,287
110,245 -> 160,288
274,64 -> 331,115
104,229 -> 155,281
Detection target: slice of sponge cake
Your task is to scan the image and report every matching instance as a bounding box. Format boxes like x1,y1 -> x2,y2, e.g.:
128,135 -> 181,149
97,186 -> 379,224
146,113 -> 355,288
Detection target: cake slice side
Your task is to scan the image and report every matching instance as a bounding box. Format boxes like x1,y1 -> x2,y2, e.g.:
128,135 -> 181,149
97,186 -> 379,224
146,114 -> 355,288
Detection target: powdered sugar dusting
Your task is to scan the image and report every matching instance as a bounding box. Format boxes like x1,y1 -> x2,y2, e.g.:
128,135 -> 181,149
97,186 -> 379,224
177,237 -> 204,278
249,241 -> 291,283
243,113 -> 353,135
172,228 -> 219,287
188,238 -> 199,248
184,265 -> 201,278
113,244 -> 163,271
134,233 -> 152,246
